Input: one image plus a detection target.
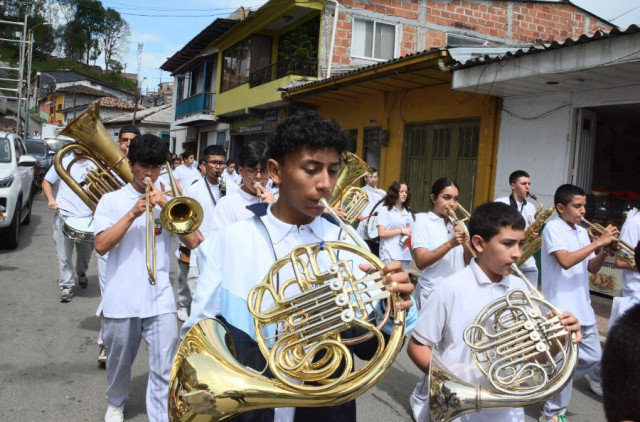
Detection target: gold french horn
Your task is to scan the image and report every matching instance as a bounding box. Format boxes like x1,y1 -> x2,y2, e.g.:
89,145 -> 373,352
429,264 -> 577,421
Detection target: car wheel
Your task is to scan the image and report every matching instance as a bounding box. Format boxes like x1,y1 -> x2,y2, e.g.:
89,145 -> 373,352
21,189 -> 34,225
1,199 -> 21,249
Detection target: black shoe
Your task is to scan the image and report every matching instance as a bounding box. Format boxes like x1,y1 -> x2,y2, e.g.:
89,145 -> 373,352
79,274 -> 88,288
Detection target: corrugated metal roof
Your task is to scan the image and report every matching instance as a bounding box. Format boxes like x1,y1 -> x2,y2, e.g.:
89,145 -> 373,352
102,104 -> 171,125
454,24 -> 640,70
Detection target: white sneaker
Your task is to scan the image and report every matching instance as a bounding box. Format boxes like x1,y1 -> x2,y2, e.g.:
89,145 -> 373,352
177,308 -> 189,322
104,404 -> 124,422
585,373 -> 603,396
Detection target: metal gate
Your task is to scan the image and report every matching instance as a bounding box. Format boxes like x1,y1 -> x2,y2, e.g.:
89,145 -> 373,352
402,119 -> 480,213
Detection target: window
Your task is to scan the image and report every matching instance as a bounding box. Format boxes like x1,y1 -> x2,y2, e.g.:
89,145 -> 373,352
221,35 -> 272,92
446,34 -> 488,47
352,18 -> 396,60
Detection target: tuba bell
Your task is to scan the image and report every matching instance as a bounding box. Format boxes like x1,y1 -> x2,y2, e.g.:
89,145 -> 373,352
55,102 -> 133,211
327,152 -> 371,225
429,264 -> 577,421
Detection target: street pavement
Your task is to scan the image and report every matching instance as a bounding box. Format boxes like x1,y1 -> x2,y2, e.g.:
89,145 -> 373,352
0,194 -> 608,421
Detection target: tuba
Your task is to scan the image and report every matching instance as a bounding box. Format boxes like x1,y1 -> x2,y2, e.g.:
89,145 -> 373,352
327,152 -> 370,225
55,102 -> 133,211
169,155 -> 406,421
518,193 -> 555,266
429,264 -> 577,421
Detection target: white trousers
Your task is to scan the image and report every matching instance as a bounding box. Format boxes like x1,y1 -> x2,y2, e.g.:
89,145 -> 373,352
52,212 -> 93,288
104,313 -> 178,422
542,324 -> 602,418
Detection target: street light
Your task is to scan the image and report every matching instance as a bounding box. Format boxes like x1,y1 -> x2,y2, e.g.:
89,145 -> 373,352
23,22 -> 50,139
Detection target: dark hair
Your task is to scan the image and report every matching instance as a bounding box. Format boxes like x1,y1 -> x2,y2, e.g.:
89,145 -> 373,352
267,110 -> 350,163
226,159 -> 236,166
554,184 -> 585,207
203,145 -> 225,160
508,170 -> 530,185
469,202 -> 525,242
602,303 -> 640,422
368,167 -> 378,174
118,124 -> 140,138
180,151 -> 194,160
237,140 -> 268,167
430,177 -> 459,204
383,181 -> 412,211
128,134 -> 168,165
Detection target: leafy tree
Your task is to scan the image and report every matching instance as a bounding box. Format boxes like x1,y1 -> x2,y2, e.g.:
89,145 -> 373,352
107,58 -> 123,74
100,8 -> 130,71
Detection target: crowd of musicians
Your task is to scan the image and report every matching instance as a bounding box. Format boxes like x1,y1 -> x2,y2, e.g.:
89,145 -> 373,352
44,110 -> 640,422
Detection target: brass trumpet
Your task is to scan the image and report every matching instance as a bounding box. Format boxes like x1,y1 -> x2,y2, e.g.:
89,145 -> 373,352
581,217 -> 635,267
145,164 -> 204,284
447,203 -> 476,258
429,264 -> 577,421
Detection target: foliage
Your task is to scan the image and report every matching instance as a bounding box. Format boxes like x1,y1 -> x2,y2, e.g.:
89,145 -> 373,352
278,17 -> 319,61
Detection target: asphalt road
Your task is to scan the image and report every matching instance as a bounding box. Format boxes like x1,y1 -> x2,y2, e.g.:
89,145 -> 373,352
0,194 -> 607,421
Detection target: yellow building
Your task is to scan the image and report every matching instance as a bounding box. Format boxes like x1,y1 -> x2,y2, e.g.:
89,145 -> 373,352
283,49 -> 500,212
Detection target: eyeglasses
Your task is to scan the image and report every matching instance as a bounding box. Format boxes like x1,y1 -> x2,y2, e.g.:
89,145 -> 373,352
206,160 -> 226,167
245,167 -> 266,178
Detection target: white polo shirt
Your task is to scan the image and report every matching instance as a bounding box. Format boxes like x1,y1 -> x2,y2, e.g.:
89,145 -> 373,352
173,164 -> 200,189
207,188 -> 261,235
411,211 -> 464,294
356,185 -> 385,239
541,217 -> 596,325
412,260 -> 527,421
619,211 -> 640,297
183,177 -> 222,241
222,169 -> 242,185
93,183 -> 175,318
44,153 -> 95,217
495,196 -> 537,228
377,205 -> 413,261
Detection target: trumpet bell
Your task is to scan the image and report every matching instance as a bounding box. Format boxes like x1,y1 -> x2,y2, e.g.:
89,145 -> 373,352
160,197 -> 204,235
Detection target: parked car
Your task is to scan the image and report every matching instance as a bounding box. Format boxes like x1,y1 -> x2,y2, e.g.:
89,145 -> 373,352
25,137 -> 54,188
44,137 -> 73,155
0,132 -> 37,249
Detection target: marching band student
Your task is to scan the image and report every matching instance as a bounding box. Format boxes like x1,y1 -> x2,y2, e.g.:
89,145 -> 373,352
174,145 -> 229,322
173,152 -> 200,190
408,202 -> 582,422
93,134 -> 200,422
221,158 -> 242,186
184,110 -> 417,421
377,181 -> 414,272
116,125 -> 140,154
356,168 -> 386,255
495,170 -> 539,282
42,148 -> 96,302
539,184 -> 619,422
207,140 -> 276,234
407,177 -> 468,421
610,208 -> 640,325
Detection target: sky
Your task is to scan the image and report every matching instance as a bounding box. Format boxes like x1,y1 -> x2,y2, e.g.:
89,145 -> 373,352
104,0 -> 640,93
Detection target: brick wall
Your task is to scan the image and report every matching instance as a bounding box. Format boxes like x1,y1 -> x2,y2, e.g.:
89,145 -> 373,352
329,0 -> 613,71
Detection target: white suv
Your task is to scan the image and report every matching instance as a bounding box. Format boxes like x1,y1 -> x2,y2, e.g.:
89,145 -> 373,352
0,132 -> 37,249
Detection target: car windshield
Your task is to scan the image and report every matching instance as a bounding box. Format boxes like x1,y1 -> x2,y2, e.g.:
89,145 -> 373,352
0,139 -> 11,163
46,139 -> 71,153
26,140 -> 46,155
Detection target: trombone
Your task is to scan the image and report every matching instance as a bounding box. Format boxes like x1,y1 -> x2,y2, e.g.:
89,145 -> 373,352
581,217 -> 635,267
145,163 -> 204,284
447,203 -> 476,258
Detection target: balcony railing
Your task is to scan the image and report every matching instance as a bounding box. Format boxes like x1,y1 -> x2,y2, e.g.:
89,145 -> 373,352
249,57 -> 318,88
175,92 -> 215,119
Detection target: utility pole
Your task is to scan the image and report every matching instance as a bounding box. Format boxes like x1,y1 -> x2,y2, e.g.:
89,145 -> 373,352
24,22 -> 50,139
0,15 -> 27,134
132,42 -> 144,124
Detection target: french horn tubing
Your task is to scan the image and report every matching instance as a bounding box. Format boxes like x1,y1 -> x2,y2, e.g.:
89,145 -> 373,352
429,264 -> 577,421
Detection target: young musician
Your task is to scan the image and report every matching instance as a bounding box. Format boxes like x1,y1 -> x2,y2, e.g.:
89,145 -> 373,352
408,202 -> 581,422
495,170 -> 539,282
173,152 -> 200,189
377,181 -> 414,271
356,168 -> 386,255
42,148 -> 96,302
94,134 -> 200,422
116,125 -> 140,154
174,145 -> 229,321
408,177 -> 469,421
610,209 -> 640,326
222,158 -> 242,185
183,110 -> 417,421
207,140 -> 275,234
539,184 -> 618,422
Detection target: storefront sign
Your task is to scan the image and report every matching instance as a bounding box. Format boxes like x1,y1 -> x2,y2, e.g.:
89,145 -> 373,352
230,109 -> 281,134
589,255 -> 622,297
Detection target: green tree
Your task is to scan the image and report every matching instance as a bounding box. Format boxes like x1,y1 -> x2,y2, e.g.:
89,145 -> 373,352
100,8 -> 130,71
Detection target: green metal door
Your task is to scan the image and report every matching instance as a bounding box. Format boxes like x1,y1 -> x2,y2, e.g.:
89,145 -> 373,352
402,119 -> 479,213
